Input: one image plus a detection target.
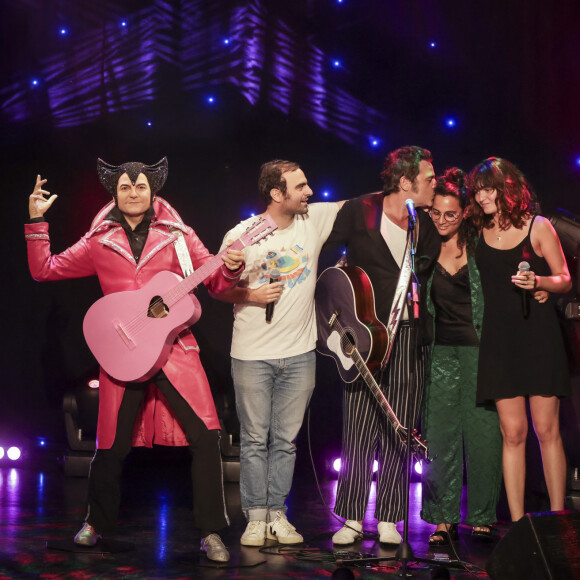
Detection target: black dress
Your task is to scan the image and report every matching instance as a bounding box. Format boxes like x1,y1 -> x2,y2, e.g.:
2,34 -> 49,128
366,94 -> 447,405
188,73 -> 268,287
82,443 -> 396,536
475,217 -> 570,402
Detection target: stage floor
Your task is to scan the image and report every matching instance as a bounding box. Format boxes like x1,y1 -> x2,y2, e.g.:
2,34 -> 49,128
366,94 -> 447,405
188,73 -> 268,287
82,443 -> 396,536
0,447 -> 517,579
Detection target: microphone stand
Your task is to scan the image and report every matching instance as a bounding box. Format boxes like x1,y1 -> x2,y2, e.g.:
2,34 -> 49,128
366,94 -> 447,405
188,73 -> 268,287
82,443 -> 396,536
396,210 -> 419,577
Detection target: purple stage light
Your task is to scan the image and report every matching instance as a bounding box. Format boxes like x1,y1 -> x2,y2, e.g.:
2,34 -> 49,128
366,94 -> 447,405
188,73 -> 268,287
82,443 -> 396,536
414,461 -> 423,475
2,1 -> 387,145
575,156 -> 580,168
373,460 -> 378,473
333,458 -> 341,472
0,447 -> 4,459
7,447 -> 21,461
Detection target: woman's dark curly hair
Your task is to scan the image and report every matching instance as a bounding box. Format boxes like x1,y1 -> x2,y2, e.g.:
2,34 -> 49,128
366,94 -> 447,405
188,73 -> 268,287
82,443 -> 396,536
434,167 -> 477,257
466,157 -> 540,231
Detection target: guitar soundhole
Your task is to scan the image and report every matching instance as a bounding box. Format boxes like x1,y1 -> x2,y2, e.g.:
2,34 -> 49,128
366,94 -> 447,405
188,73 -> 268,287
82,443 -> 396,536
341,331 -> 356,356
148,296 -> 169,319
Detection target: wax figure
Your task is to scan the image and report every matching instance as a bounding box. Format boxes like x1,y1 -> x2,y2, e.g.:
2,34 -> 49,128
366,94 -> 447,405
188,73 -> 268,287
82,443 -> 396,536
25,158 -> 244,562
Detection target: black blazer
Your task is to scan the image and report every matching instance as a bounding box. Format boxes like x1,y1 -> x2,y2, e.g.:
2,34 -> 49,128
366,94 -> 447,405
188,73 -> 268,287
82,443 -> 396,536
323,192 -> 440,345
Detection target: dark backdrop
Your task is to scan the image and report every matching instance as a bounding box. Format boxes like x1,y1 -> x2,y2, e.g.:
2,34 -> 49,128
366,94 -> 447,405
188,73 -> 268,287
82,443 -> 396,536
1,0 -> 579,478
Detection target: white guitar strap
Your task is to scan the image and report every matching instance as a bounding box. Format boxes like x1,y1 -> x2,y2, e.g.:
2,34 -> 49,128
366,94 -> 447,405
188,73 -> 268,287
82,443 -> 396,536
171,229 -> 194,277
381,232 -> 414,370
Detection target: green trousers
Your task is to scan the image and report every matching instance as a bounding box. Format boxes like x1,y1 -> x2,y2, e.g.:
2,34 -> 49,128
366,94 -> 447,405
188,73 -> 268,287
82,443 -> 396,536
421,345 -> 502,527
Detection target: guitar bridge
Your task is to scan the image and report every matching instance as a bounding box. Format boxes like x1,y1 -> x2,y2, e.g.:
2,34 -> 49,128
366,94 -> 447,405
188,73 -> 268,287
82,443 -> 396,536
114,321 -> 136,350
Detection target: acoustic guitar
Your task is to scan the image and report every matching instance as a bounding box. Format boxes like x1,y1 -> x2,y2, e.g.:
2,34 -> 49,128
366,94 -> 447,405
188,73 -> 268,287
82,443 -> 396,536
315,266 -> 428,460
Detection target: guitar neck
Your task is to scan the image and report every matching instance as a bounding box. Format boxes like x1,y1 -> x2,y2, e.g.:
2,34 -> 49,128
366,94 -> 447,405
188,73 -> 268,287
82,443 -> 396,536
165,239 -> 244,307
328,310 -> 428,461
349,348 -> 402,431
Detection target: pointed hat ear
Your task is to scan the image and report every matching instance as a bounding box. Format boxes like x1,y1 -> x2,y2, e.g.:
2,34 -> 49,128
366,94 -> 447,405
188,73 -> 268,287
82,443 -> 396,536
97,158 -> 124,195
142,157 -> 168,194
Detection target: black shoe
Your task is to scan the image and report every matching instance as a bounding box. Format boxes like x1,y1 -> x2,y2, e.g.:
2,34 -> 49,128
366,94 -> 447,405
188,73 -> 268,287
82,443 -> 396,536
472,525 -> 493,541
428,524 -> 458,546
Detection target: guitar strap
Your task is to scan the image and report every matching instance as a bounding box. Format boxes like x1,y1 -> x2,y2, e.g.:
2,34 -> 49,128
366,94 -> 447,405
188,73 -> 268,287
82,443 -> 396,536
171,229 -> 194,277
381,229 -> 414,370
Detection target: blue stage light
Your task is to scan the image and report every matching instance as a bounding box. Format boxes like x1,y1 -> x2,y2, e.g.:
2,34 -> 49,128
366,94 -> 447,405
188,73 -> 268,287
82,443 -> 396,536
146,121 -> 153,127
31,79 -> 39,87
575,156 -> 580,168
121,20 -> 128,28
332,59 -> 342,68
207,95 -> 216,104
223,38 -> 230,45
445,117 -> 457,128
322,190 -> 331,198
59,28 -> 68,36
430,41 -> 437,48
369,136 -> 380,148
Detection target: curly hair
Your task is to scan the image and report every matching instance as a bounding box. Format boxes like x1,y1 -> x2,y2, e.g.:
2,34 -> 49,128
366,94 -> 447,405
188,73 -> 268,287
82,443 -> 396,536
467,157 -> 540,231
380,146 -> 432,196
258,160 -> 300,205
434,167 -> 477,257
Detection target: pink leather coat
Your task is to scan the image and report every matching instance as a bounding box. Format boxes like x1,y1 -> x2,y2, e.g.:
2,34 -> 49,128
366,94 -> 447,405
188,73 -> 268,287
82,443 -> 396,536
25,197 -> 242,449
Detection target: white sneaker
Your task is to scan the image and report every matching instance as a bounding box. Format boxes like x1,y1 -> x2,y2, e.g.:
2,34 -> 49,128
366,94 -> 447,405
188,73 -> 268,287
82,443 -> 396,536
241,520 -> 267,546
378,521 -> 402,544
266,511 -> 303,544
332,520 -> 363,545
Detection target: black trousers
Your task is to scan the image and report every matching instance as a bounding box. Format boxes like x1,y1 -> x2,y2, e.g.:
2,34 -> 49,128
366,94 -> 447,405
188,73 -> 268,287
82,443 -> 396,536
334,324 -> 425,523
85,372 -> 229,534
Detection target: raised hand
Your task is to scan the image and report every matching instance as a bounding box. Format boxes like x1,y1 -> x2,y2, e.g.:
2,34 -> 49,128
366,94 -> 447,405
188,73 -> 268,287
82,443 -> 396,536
29,174 -> 58,219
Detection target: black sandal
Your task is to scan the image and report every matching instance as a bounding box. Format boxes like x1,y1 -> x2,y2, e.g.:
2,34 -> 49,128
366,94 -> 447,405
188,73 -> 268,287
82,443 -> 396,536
472,525 -> 493,541
428,524 -> 458,546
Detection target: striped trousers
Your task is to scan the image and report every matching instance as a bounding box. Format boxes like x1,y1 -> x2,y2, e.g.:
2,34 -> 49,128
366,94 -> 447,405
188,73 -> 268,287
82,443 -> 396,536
334,324 -> 426,523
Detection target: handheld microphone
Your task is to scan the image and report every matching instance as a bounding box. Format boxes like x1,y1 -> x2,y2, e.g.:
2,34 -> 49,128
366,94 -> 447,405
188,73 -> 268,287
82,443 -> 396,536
405,198 -> 417,228
518,261 -> 530,319
265,268 -> 280,323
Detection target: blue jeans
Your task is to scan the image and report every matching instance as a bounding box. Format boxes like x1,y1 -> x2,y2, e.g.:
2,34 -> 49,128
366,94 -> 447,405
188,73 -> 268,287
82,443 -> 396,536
232,351 -> 316,521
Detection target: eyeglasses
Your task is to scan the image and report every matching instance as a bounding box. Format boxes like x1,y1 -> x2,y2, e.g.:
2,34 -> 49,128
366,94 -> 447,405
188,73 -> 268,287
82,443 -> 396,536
429,209 -> 461,222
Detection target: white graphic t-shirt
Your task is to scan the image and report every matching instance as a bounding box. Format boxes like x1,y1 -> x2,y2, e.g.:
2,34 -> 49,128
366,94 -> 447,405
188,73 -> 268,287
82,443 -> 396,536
220,202 -> 339,360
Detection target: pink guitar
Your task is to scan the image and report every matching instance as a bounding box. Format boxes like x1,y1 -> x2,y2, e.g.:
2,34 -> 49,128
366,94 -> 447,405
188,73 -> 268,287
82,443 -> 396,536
83,215 -> 277,383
